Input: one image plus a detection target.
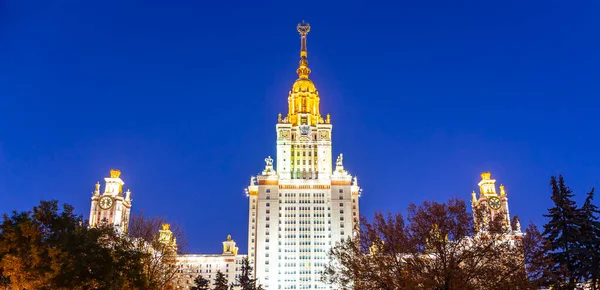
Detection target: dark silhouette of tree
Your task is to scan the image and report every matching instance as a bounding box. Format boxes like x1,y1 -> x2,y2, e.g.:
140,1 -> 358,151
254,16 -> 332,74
543,175 -> 583,289
237,257 -> 264,290
522,223 -> 554,288
190,274 -> 210,290
577,189 -> 600,289
213,270 -> 229,290
0,200 -> 150,289
406,198 -> 528,290
323,198 -> 530,290
323,212 -> 416,289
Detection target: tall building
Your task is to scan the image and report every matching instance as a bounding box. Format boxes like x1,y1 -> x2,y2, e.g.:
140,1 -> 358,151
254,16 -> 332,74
471,172 -> 522,235
246,22 -> 361,290
89,169 -> 132,233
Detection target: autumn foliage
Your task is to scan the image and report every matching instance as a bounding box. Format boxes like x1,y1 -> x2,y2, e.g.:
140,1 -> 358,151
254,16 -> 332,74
323,198 -> 540,290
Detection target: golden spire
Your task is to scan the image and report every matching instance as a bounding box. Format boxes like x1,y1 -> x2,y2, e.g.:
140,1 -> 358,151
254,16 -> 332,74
296,20 -> 311,79
285,21 -> 325,126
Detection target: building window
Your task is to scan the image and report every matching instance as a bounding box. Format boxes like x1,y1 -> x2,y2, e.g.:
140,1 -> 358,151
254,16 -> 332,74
266,189 -> 271,193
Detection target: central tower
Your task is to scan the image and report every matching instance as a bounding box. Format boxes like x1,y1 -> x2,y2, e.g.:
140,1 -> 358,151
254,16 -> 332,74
276,21 -> 332,180
247,22 -> 361,290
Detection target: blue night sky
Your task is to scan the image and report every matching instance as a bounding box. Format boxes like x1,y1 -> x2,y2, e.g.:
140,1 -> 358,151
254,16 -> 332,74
1,0 -> 599,254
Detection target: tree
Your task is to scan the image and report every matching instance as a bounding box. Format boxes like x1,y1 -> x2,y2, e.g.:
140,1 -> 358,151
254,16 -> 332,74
0,200 -> 150,289
128,211 -> 188,251
522,223 -> 554,288
128,211 -> 187,290
323,198 -> 530,290
577,189 -> 600,289
237,257 -> 264,290
323,212 -> 417,289
406,198 -> 528,290
213,270 -> 229,290
128,212 -> 186,289
543,175 -> 583,288
191,274 -> 210,290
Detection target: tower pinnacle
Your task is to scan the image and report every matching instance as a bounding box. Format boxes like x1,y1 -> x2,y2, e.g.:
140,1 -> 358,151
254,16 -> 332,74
286,21 -> 323,126
296,21 -> 311,79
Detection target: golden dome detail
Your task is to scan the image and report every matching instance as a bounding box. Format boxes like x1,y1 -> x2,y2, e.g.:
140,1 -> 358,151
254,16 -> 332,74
283,21 -> 327,127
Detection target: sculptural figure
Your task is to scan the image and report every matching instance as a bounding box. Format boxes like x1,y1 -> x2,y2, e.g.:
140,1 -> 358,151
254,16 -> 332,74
336,154 -> 343,167
265,156 -> 273,167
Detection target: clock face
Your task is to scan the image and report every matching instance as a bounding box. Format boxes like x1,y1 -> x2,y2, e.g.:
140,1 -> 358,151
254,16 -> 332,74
99,196 -> 114,210
488,196 -> 502,210
280,130 -> 289,138
319,131 -> 329,139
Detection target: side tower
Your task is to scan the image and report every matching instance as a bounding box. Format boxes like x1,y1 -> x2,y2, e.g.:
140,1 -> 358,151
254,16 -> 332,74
471,172 -> 521,235
246,22 -> 362,290
158,223 -> 178,253
174,235 -> 246,289
89,169 -> 132,233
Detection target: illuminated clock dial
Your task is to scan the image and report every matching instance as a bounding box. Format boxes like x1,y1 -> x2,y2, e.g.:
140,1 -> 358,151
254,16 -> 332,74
280,130 -> 289,138
488,196 -> 502,210
99,196 -> 114,210
319,131 -> 329,139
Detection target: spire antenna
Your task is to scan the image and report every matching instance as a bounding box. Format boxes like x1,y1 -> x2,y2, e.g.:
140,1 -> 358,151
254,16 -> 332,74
296,21 -> 311,79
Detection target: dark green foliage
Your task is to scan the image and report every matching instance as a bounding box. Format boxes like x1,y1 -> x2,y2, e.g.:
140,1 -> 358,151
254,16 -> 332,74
577,189 -> 600,289
190,274 -> 210,290
0,200 -> 150,290
213,270 -> 229,290
236,257 -> 264,290
543,175 -> 585,288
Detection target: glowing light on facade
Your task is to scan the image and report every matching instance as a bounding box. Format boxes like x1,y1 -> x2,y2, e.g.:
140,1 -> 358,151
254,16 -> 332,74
247,21 -> 361,290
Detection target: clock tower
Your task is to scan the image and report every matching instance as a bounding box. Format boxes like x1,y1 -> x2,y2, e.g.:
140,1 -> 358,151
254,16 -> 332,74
89,169 -> 132,233
471,172 -> 521,234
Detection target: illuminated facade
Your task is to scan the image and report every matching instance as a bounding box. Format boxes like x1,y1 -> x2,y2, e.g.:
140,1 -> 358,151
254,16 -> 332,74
246,22 -> 361,290
471,172 -> 522,235
175,235 -> 246,289
83,24 -> 528,290
88,169 -> 132,233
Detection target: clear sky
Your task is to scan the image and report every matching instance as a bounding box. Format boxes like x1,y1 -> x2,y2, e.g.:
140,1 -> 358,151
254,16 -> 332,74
1,0 -> 599,254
